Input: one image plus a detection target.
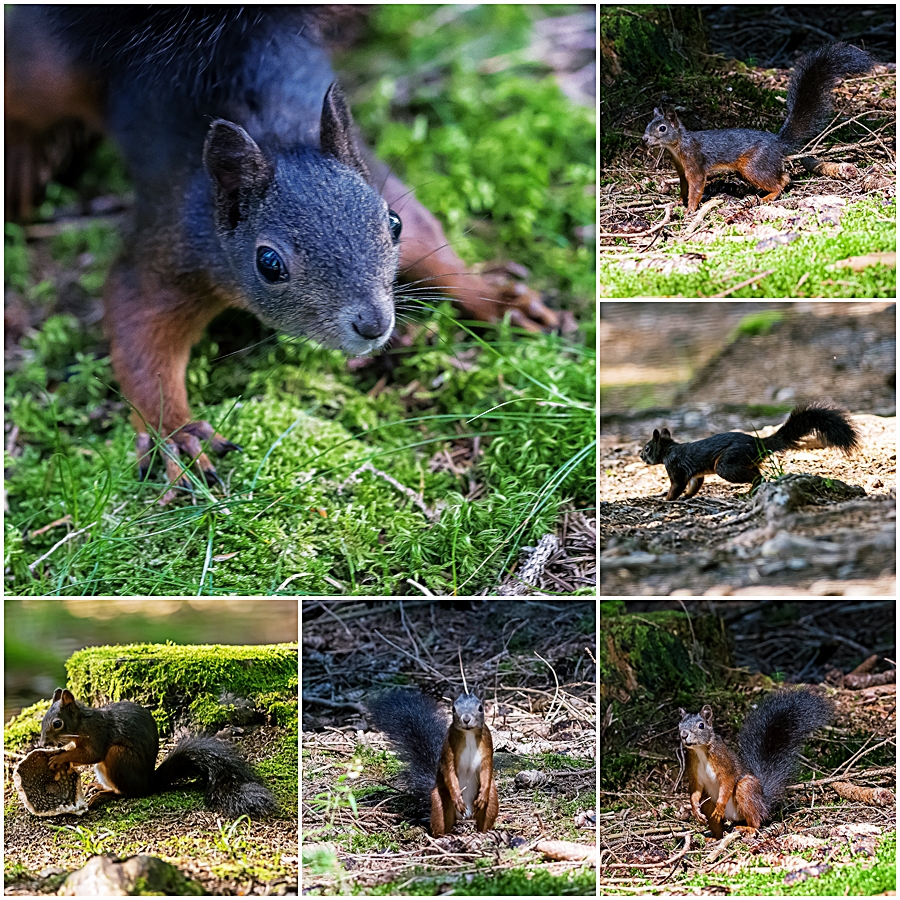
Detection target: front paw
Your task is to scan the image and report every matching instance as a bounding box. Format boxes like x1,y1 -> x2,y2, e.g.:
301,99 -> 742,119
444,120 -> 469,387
136,421 -> 242,502
489,276 -> 576,336
453,791 -> 466,814
474,790 -> 489,812
46,754 -> 69,771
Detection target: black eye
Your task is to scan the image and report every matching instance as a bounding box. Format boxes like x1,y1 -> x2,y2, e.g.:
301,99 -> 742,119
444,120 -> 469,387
53,718 -> 63,729
256,247 -> 288,283
659,125 -> 667,134
388,209 -> 402,243
698,723 -> 704,729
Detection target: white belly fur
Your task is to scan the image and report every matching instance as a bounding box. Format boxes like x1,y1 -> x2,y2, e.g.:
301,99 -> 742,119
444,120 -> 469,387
693,746 -> 739,821
456,731 -> 482,817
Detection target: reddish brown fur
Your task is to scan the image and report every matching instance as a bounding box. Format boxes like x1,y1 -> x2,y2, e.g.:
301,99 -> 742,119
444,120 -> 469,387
430,718 -> 499,837
683,714 -> 769,839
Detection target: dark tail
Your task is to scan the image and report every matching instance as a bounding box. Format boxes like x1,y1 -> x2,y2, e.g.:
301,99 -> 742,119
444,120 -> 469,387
368,689 -> 447,796
760,402 -> 859,455
150,735 -> 276,818
737,689 -> 832,803
778,43 -> 874,150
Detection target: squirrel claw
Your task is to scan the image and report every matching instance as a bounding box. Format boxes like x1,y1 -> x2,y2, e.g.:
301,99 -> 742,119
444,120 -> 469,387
136,420 -> 238,496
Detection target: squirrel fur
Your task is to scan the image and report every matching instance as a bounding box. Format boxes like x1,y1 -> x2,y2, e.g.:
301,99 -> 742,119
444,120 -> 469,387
368,688 -> 499,836
678,688 -> 832,838
5,6 -> 562,491
640,402 -> 859,501
40,688 -> 276,818
642,43 -> 875,212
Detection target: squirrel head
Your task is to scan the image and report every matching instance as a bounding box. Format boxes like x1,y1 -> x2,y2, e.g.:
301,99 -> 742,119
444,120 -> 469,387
640,427 -> 673,465
452,693 -> 485,730
678,705 -> 715,747
642,107 -> 682,149
40,688 -> 80,747
203,83 -> 400,356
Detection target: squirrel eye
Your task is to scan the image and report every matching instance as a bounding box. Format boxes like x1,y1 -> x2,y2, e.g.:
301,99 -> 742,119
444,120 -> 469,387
388,209 -> 402,244
659,125 -> 667,133
698,723 -> 704,729
53,718 -> 63,729
256,247 -> 288,284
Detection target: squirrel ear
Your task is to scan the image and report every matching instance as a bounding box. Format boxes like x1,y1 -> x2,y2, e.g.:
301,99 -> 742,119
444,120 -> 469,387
60,689 -> 76,706
700,705 -> 713,724
320,82 -> 371,183
661,428 -> 671,438
665,109 -> 681,126
652,428 -> 660,439
203,119 -> 274,231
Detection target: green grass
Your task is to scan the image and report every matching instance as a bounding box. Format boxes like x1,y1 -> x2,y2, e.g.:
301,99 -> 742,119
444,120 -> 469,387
4,5 -> 595,596
599,194 -> 895,298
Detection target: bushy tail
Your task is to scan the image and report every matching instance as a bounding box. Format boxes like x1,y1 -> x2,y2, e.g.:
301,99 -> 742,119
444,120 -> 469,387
778,43 -> 874,149
761,402 -> 859,455
151,735 -> 276,818
737,689 -> 832,803
368,689 -> 447,796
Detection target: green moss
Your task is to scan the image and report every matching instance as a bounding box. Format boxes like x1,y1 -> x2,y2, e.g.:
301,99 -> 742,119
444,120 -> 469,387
5,4 -> 594,598
599,195 -> 895,298
362,865 -> 596,896
730,311 -> 784,339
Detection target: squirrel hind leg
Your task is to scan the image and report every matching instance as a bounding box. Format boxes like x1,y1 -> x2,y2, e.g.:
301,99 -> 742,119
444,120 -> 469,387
734,774 -> 768,829
430,784 -> 456,837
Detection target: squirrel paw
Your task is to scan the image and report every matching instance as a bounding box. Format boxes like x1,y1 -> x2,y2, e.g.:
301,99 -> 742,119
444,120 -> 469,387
453,792 -> 467,815
473,791 -> 489,812
136,422 -> 242,501
481,272 -> 577,336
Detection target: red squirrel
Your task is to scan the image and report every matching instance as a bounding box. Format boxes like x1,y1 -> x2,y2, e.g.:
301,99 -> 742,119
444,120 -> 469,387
369,688 -> 499,836
640,402 -> 859,501
679,689 -> 832,839
642,43 -> 874,212
40,688 -> 275,817
5,7 -> 566,493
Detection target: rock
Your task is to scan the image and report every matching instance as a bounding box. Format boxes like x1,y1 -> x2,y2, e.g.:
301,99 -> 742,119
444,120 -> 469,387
59,855 -> 203,896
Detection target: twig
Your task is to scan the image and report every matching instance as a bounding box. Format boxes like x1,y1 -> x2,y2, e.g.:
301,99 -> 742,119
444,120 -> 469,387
27,526 -> 92,572
711,269 -> 775,299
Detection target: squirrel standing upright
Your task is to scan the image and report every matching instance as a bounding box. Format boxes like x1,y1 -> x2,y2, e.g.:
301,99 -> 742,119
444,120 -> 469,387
640,402 -> 859,501
642,43 -> 875,212
5,7 -> 562,491
368,689 -> 499,836
40,688 -> 275,818
679,689 -> 832,839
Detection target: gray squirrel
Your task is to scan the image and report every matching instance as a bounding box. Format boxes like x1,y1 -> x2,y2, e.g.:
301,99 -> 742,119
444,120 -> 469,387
6,7 -> 563,492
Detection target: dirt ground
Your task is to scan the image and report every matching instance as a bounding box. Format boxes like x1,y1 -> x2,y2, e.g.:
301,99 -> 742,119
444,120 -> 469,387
599,302 -> 896,596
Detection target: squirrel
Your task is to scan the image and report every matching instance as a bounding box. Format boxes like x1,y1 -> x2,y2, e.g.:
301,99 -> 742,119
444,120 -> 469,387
5,7 -> 563,492
40,688 -> 276,818
640,402 -> 859,501
642,43 -> 875,212
368,688 -> 499,836
678,689 -> 832,839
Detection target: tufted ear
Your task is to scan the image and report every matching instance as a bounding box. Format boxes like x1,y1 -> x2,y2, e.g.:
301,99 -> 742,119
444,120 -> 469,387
203,119 -> 273,230
320,82 -> 370,182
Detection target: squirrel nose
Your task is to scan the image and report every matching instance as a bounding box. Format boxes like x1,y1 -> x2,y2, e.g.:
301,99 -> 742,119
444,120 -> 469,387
352,307 -> 392,340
